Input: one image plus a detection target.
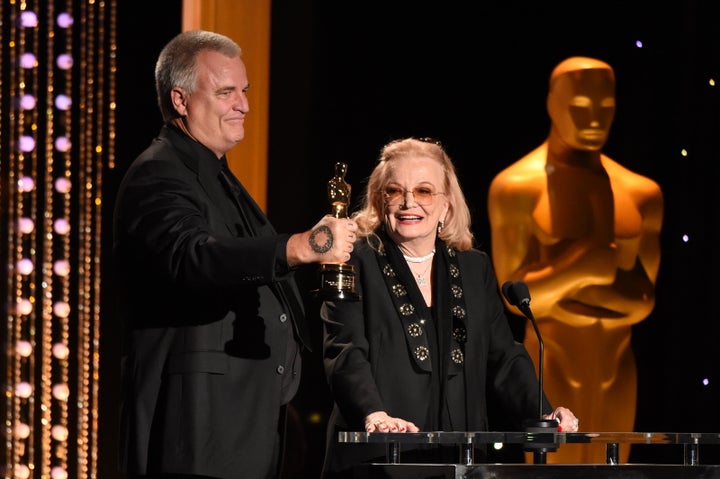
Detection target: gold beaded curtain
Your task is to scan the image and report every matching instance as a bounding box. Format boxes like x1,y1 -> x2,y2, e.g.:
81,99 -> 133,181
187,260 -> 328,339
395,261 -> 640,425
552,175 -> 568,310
0,1 -> 116,478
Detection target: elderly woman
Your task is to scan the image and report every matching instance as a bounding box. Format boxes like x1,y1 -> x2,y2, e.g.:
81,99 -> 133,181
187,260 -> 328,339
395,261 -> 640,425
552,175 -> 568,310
320,137 -> 578,478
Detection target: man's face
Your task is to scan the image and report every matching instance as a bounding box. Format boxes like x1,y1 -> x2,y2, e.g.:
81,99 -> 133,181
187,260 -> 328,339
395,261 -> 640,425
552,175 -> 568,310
547,68 -> 615,151
174,50 -> 250,157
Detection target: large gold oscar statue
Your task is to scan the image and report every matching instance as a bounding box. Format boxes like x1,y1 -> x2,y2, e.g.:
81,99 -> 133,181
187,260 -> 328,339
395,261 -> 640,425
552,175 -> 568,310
488,57 -> 664,464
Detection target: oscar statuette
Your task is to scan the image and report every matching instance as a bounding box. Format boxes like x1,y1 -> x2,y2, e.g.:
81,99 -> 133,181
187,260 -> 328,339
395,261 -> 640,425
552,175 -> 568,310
312,162 -> 361,301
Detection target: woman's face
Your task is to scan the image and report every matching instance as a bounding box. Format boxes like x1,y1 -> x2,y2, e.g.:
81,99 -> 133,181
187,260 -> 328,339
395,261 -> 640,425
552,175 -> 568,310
383,155 -> 449,252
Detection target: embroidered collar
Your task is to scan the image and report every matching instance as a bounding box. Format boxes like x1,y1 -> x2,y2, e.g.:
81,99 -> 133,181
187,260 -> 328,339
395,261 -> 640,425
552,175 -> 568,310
373,232 -> 467,374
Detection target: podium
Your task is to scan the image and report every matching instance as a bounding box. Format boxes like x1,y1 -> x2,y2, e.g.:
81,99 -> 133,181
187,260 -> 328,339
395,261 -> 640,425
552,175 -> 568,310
339,431 -> 720,479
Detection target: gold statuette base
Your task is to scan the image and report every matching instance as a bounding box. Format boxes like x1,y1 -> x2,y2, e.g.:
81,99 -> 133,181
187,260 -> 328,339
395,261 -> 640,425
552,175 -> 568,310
312,263 -> 361,301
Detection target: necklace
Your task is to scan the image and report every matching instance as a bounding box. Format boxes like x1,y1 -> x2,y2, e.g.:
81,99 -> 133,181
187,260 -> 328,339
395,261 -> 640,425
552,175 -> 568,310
414,261 -> 433,287
403,249 -> 436,263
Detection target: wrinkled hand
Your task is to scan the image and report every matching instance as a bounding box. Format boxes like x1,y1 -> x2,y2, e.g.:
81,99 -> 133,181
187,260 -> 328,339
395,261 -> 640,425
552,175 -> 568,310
543,406 -> 579,432
365,411 -> 420,433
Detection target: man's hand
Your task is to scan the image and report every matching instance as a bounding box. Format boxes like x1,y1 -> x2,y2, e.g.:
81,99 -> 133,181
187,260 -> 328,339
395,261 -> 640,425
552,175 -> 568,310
287,216 -> 357,266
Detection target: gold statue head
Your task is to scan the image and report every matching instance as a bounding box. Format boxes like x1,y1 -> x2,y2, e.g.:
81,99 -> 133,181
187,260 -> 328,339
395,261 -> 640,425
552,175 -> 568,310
328,162 -> 351,218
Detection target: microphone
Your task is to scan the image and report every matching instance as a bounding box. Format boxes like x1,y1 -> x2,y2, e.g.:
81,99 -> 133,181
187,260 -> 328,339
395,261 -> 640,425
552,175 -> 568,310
502,280 -> 557,462
502,280 -> 531,316
502,280 -> 543,420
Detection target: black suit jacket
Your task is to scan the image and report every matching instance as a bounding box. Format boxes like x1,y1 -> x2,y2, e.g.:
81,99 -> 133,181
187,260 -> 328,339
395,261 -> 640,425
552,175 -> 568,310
320,239 -> 550,476
113,125 -> 308,479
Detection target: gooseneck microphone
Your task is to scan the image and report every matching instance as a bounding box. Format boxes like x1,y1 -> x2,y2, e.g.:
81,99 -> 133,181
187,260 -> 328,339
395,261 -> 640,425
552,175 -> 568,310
502,280 -> 557,463
502,280 -> 543,420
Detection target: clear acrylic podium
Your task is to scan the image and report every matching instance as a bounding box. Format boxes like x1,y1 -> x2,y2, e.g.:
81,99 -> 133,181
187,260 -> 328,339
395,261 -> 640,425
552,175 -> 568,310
339,431 -> 720,478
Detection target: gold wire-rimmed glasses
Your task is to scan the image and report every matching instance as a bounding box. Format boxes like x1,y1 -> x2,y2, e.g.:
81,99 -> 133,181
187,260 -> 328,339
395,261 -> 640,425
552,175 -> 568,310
384,185 -> 445,206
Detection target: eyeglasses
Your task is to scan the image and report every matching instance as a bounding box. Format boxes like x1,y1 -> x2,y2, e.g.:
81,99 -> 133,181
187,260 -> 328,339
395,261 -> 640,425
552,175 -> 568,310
384,186 -> 445,206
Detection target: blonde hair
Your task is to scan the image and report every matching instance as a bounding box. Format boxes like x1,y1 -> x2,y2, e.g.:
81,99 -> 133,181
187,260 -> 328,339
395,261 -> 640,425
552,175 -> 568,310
353,137 -> 475,251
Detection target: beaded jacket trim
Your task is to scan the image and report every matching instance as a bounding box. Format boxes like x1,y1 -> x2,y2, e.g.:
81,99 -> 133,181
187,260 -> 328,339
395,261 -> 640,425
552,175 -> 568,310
374,236 -> 467,374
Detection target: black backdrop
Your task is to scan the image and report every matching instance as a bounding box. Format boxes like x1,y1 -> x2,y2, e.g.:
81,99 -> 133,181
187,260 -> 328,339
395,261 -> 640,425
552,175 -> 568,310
107,2 -> 720,477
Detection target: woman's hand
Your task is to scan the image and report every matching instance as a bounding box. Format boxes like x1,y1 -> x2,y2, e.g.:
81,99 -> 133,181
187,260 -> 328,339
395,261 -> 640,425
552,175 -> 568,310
543,406 -> 580,432
365,411 -> 420,433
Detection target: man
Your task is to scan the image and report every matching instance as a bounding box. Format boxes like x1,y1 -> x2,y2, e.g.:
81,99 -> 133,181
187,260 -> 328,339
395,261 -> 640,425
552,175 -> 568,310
487,56 -> 663,463
113,30 -> 357,479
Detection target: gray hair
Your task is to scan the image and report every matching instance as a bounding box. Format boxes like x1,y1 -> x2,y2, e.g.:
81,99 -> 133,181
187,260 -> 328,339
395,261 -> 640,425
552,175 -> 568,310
154,30 -> 242,122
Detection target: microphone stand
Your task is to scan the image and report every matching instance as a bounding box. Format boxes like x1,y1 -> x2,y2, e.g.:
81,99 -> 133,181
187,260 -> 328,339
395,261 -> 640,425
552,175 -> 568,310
505,282 -> 558,464
518,300 -> 546,423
